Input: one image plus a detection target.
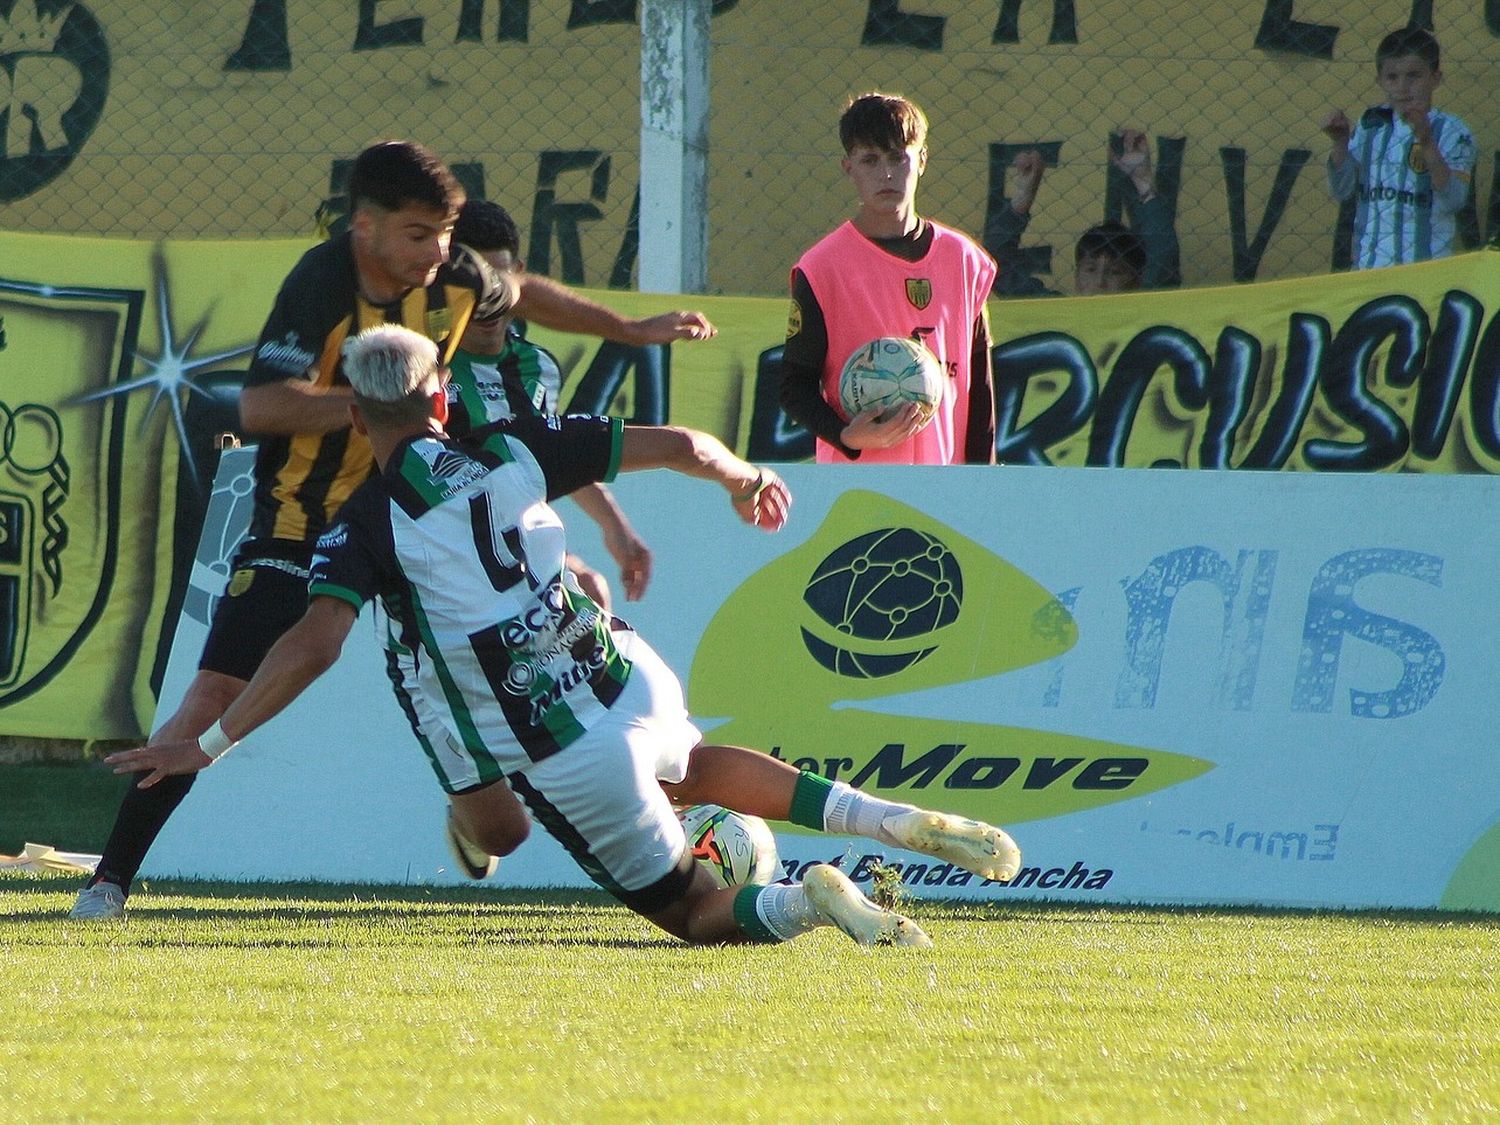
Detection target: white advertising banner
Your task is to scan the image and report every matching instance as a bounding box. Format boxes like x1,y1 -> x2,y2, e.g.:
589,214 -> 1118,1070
147,453 -> 1500,912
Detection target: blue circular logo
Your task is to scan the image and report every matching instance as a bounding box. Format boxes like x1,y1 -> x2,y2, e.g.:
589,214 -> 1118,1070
800,527 -> 963,678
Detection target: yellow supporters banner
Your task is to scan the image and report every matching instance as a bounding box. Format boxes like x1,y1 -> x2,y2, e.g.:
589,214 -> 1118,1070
985,250 -> 1500,473
0,232 -> 306,739
2,229 -> 1497,739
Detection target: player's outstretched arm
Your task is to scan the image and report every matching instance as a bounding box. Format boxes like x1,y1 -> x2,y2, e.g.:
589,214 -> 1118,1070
570,483 -> 653,601
238,379 -> 358,436
105,597 -> 358,788
513,274 -> 716,345
564,552 -> 613,612
617,425 -> 790,531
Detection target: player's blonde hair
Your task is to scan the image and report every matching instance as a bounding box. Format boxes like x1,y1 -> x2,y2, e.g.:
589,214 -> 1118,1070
342,324 -> 440,403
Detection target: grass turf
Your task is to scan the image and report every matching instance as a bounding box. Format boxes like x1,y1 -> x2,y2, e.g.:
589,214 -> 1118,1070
4,873 -> 1499,1122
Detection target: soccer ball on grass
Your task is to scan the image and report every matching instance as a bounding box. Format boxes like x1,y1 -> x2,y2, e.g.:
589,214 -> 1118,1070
677,804 -> 780,887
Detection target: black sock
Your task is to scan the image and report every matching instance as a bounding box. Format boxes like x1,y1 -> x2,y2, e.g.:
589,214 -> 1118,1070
89,773 -> 198,893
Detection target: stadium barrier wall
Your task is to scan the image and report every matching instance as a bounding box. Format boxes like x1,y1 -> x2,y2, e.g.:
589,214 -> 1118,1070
143,450 -> 1500,912
2,231 -> 1498,739
3,1 -> 1499,293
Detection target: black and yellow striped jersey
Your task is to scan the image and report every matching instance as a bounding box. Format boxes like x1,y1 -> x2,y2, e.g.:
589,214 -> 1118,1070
242,233 -> 514,543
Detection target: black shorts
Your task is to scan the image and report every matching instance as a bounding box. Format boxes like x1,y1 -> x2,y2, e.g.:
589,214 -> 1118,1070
198,538 -> 315,681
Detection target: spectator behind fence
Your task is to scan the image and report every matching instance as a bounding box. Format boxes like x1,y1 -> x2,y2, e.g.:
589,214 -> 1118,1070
779,91 -> 998,465
984,130 -> 1181,297
1321,26 -> 1477,269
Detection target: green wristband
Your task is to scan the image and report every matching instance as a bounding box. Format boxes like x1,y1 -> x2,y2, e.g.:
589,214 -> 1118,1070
733,469 -> 765,503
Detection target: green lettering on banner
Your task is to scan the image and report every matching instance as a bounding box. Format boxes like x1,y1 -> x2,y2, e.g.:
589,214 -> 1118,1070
569,0 -> 636,28
993,0 -> 1078,45
225,0 -> 290,70
1220,146 -> 1312,283
530,150 -> 610,284
458,0 -> 532,42
355,0 -> 424,50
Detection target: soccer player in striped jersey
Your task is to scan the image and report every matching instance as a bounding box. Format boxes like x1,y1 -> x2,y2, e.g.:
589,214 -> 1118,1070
1321,27 -> 1477,269
106,325 -> 1024,947
411,198 -> 653,875
70,140 -> 716,920
447,199 -> 652,613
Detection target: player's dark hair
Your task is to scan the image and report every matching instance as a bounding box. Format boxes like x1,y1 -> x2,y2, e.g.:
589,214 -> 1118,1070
454,199 -> 522,257
1376,26 -> 1440,70
1074,221 -> 1147,281
348,140 -> 465,217
839,92 -> 928,154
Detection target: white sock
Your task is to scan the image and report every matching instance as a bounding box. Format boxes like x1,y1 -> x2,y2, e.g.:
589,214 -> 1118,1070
753,884 -> 823,940
821,780 -> 915,844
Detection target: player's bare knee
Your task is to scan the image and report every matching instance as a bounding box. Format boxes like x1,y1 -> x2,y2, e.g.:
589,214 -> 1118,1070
472,818 -> 529,857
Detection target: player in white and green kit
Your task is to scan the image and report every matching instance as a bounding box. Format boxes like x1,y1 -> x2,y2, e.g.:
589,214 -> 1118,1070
108,325 -> 1024,946
412,200 -> 652,874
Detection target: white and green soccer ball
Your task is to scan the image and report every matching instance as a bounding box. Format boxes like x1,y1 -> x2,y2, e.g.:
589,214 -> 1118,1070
838,335 -> 944,427
677,804 -> 781,888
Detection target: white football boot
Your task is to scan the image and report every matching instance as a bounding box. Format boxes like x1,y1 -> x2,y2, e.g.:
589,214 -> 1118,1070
69,881 -> 127,920
879,809 -> 1022,883
802,864 -> 932,948
445,809 -> 499,880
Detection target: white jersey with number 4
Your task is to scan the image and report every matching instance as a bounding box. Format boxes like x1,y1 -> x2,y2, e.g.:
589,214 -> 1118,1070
310,413 -> 631,782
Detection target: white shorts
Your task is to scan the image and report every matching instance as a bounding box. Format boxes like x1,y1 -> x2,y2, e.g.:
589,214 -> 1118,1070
508,630 -> 703,909
397,629 -> 704,909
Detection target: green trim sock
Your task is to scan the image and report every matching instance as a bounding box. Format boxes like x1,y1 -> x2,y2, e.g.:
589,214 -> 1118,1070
788,770 -> 836,831
734,884 -> 820,942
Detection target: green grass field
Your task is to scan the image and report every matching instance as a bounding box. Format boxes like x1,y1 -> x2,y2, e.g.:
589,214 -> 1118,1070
5,762 -> 1500,1121
5,873 -> 1500,1122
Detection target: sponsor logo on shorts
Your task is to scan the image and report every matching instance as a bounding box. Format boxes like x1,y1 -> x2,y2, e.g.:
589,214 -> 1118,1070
236,556 -> 312,582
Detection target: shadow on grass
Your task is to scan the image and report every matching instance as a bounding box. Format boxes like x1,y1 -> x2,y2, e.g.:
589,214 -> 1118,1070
6,872 -> 1500,931
0,876 -> 691,948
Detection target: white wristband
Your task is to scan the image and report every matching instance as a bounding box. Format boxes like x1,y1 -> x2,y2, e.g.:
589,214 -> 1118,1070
197,720 -> 238,762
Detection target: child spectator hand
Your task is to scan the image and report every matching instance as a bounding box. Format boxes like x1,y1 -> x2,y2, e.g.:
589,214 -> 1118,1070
1399,105 -> 1434,145
1320,110 -> 1353,147
1110,128 -> 1157,200
1009,150 -> 1046,216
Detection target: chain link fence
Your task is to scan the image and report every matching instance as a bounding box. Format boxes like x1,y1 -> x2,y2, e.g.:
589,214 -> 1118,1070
2,1 -> 1497,294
